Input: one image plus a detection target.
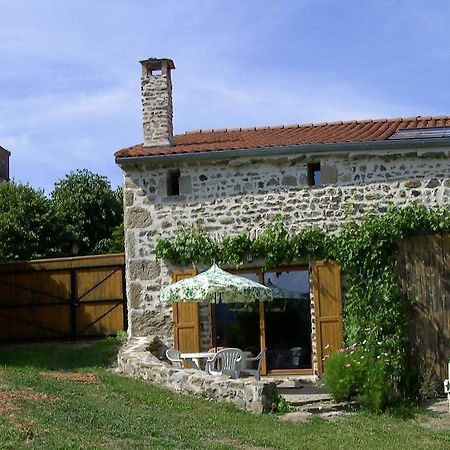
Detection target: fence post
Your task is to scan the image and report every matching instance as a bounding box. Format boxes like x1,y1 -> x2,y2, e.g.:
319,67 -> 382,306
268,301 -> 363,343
122,264 -> 128,332
70,268 -> 78,339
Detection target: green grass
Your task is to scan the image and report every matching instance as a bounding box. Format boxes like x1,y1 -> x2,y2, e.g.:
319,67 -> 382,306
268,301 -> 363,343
0,339 -> 448,449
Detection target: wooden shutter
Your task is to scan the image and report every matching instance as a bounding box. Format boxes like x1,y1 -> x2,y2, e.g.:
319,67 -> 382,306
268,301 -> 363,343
312,261 -> 343,376
172,268 -> 200,352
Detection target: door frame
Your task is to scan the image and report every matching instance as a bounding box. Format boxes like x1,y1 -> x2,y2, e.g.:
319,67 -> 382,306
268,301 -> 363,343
228,264 -> 314,376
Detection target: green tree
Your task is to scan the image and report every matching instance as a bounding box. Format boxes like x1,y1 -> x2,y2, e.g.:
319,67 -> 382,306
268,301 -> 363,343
107,222 -> 125,253
0,181 -> 62,261
51,170 -> 123,256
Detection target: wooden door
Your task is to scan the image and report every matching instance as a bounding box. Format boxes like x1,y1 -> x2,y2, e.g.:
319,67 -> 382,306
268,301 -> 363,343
172,268 -> 200,352
312,261 -> 343,375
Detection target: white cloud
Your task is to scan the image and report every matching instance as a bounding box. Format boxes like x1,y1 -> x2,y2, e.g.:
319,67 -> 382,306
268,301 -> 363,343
1,79 -> 137,126
42,86 -> 134,122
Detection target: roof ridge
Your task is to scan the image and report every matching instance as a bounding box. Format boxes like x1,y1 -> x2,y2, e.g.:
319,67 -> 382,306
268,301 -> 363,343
181,115 -> 450,136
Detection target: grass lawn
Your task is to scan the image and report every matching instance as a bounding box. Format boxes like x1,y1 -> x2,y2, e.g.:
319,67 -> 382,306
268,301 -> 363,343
0,338 -> 449,450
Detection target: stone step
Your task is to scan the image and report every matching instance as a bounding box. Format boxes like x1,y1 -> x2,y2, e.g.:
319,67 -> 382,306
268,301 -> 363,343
266,376 -> 316,388
275,379 -> 334,407
263,375 -> 340,408
280,390 -> 333,406
266,375 -> 356,419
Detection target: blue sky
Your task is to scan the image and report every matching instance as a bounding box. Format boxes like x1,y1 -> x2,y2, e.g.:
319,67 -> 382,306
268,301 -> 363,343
1,0 -> 449,194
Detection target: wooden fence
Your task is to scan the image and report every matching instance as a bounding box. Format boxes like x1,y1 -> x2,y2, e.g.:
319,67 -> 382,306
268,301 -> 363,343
0,254 -> 126,341
397,234 -> 450,387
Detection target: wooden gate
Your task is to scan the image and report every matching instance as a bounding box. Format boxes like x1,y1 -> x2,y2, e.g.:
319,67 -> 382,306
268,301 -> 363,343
397,233 -> 450,385
0,254 -> 126,341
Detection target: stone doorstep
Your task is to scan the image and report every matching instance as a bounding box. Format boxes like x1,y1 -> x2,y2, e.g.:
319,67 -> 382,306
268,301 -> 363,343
280,397 -> 357,422
271,376 -> 335,408
279,391 -> 334,407
262,376 -> 345,415
266,375 -> 317,387
295,400 -> 358,413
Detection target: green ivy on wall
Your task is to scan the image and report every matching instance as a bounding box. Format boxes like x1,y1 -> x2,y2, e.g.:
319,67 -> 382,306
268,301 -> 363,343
156,203 -> 450,403
156,216 -> 332,269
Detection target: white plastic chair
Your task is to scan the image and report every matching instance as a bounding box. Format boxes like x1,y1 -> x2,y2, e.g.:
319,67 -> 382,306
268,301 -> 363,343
205,348 -> 244,378
444,359 -> 450,413
240,347 -> 266,381
166,347 -> 183,368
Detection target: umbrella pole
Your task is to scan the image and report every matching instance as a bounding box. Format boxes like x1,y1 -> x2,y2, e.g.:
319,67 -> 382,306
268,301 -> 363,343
211,292 -> 217,352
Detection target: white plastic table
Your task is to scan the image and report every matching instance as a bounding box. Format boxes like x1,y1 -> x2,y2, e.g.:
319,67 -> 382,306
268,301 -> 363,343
179,352 -> 215,370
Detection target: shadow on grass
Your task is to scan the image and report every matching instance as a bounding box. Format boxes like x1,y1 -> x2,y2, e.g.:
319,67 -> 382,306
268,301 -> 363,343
384,403 -> 420,419
0,337 -> 122,370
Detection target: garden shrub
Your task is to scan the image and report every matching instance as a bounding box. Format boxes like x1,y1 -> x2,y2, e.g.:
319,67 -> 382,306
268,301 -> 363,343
323,342 -> 400,412
322,349 -> 359,402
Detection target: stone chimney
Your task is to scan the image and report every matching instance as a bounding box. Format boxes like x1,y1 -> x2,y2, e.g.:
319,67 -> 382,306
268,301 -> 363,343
140,58 -> 175,147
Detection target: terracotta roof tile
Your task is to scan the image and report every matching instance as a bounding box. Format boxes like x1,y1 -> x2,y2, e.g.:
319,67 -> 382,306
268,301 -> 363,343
115,115 -> 450,158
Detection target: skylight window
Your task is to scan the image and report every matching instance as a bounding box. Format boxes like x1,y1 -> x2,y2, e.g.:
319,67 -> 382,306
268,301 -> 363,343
388,127 -> 450,140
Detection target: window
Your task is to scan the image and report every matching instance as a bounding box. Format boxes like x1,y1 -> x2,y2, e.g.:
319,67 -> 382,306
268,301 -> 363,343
307,162 -> 321,186
263,269 -> 312,370
388,127 -> 450,140
167,169 -> 180,196
213,267 -> 313,372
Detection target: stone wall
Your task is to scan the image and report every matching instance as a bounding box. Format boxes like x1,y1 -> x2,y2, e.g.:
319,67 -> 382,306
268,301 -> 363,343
120,147 -> 450,371
125,149 -> 450,203
116,336 -> 277,413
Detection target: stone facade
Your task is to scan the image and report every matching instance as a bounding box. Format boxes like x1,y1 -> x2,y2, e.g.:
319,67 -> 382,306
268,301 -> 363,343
116,336 -> 277,413
120,146 -> 450,366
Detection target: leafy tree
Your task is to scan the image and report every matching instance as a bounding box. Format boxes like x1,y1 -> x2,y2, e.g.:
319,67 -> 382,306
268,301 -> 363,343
107,223 -> 125,253
93,224 -> 125,254
51,169 -> 123,256
0,181 -> 62,261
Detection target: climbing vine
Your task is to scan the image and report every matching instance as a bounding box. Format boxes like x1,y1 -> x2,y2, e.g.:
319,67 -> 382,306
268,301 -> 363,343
156,203 -> 450,407
155,215 -> 332,269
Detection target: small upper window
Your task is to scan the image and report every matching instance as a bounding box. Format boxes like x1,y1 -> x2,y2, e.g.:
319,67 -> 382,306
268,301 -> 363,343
167,169 -> 180,196
388,127 -> 450,140
307,162 -> 321,186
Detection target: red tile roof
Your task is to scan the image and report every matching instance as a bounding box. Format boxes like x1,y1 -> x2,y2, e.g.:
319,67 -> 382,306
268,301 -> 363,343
115,116 -> 450,158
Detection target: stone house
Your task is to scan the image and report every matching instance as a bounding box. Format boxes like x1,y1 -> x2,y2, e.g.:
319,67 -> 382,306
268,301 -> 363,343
115,58 -> 450,377
0,146 -> 10,183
